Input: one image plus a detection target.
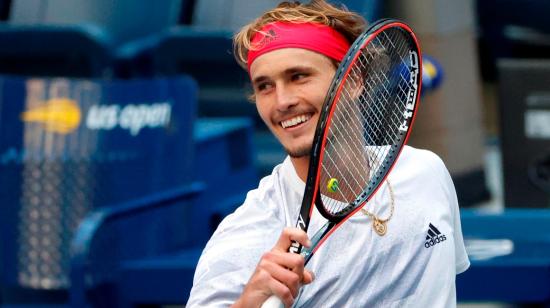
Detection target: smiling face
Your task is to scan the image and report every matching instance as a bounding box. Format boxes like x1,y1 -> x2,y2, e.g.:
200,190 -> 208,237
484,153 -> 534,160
250,48 -> 337,167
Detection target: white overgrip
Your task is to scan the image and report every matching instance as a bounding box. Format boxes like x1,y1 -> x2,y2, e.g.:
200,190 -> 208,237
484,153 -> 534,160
261,295 -> 285,308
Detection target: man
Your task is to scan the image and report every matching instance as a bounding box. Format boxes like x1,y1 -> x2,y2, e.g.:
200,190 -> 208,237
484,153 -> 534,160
187,1 -> 469,307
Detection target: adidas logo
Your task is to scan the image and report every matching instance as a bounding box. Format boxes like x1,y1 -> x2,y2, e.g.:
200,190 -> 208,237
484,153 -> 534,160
424,223 -> 446,248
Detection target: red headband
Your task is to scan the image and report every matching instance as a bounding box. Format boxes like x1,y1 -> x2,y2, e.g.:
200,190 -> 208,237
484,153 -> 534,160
247,22 -> 350,71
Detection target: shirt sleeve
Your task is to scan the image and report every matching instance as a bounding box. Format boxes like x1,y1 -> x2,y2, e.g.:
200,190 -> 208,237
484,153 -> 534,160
451,187 -> 470,274
186,178 -> 286,307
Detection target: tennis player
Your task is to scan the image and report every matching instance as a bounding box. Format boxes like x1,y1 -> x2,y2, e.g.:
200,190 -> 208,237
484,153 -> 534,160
187,1 -> 469,307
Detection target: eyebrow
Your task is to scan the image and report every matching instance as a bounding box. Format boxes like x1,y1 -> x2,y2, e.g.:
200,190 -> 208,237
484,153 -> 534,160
251,75 -> 269,87
252,65 -> 316,86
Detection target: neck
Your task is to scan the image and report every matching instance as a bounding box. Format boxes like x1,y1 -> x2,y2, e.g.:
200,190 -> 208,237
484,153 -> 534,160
290,156 -> 310,182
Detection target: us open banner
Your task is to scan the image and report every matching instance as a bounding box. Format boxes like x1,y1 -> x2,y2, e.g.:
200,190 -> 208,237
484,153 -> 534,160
0,76 -> 197,290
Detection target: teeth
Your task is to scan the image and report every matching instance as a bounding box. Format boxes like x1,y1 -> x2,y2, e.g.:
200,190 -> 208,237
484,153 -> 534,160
281,114 -> 310,128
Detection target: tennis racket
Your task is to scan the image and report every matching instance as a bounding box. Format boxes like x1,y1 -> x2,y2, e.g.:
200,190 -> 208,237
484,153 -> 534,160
262,19 -> 422,308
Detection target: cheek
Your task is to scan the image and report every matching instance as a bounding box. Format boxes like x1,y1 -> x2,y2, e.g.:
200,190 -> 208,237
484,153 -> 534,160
309,85 -> 330,108
313,76 -> 334,105
255,100 -> 272,124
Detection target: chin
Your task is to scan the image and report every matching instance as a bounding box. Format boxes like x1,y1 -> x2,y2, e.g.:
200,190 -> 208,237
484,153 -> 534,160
285,145 -> 312,158
276,130 -> 315,158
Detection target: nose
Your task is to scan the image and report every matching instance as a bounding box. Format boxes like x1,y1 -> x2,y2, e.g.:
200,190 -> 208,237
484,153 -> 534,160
274,84 -> 299,111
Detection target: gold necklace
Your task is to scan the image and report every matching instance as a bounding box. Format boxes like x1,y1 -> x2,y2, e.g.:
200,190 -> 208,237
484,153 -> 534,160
360,180 -> 394,236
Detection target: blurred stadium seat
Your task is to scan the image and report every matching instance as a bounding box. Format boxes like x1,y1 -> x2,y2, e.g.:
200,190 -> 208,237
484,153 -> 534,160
70,182 -> 205,307
0,24 -> 114,78
458,209 -> 550,305
9,0 -> 183,46
70,118 -> 258,307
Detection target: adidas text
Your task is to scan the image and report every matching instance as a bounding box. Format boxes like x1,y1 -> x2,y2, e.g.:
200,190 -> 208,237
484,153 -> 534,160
425,235 -> 446,248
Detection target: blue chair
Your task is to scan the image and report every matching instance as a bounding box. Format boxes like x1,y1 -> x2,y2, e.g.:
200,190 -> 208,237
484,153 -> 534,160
458,209 -> 550,304
9,0 -> 186,46
0,24 -> 114,78
70,182 -> 205,307
69,117 -> 258,307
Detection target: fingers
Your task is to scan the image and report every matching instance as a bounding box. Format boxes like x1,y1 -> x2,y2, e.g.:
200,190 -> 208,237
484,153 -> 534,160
237,267 -> 295,308
272,227 -> 312,253
254,267 -> 296,307
260,250 -> 305,297
303,269 -> 315,285
265,228 -> 315,298
271,227 -> 314,287
236,228 -> 315,308
263,269 -> 297,307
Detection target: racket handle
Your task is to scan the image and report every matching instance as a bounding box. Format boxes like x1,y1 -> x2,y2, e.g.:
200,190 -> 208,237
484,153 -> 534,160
261,295 -> 284,308
289,240 -> 302,254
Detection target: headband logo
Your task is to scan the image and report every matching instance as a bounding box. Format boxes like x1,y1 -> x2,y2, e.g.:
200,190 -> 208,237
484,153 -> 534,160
256,29 -> 278,49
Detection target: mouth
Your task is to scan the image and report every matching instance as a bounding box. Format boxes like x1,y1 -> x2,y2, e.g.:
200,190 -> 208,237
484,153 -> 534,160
280,114 -> 312,129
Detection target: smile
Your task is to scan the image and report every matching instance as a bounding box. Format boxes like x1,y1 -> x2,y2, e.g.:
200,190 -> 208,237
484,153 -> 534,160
280,114 -> 312,129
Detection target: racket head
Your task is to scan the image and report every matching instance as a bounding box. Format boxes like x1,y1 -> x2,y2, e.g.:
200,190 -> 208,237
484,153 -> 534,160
304,19 -> 422,221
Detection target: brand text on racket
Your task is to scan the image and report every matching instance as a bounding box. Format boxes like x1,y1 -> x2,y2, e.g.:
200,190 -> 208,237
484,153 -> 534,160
398,50 -> 419,132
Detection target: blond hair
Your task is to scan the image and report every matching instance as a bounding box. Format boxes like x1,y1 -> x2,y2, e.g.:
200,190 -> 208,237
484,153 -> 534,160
233,0 -> 367,70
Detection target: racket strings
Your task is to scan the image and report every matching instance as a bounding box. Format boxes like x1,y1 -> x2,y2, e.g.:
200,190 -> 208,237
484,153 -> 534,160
319,27 -> 417,217
320,129 -> 369,213
361,30 -> 412,147
323,67 -> 372,203
323,72 -> 371,200
323,134 -> 367,204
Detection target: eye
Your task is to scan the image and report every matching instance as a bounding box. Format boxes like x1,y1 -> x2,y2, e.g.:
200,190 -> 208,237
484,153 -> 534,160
291,73 -> 307,82
256,82 -> 273,93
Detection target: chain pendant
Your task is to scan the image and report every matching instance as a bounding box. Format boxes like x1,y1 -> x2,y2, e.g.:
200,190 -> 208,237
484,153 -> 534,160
373,218 -> 387,236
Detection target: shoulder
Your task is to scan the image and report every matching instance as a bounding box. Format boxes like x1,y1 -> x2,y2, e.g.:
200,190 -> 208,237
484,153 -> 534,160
390,145 -> 456,207
240,159 -> 291,213
398,145 -> 447,170
223,162 -> 286,225
392,146 -> 449,182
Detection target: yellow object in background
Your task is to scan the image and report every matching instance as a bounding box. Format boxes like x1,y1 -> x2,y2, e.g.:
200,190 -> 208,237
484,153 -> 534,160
21,98 -> 81,134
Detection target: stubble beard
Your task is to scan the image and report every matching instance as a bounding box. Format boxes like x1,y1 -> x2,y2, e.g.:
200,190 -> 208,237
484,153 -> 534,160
285,143 -> 312,158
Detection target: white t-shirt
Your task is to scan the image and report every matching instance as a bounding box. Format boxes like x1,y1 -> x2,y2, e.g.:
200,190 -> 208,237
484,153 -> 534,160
187,146 -> 470,307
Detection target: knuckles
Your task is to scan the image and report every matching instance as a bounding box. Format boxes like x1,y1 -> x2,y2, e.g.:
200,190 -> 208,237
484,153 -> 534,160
287,253 -> 305,268
254,268 -> 272,284
287,272 -> 301,288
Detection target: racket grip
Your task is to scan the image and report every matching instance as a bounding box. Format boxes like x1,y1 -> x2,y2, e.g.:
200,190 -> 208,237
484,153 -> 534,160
261,295 -> 284,308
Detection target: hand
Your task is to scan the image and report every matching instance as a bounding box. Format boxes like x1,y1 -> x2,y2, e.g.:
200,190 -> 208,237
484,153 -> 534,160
232,227 -> 315,308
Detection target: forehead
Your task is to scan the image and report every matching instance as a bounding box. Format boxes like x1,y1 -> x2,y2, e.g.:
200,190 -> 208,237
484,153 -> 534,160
249,48 -> 335,79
